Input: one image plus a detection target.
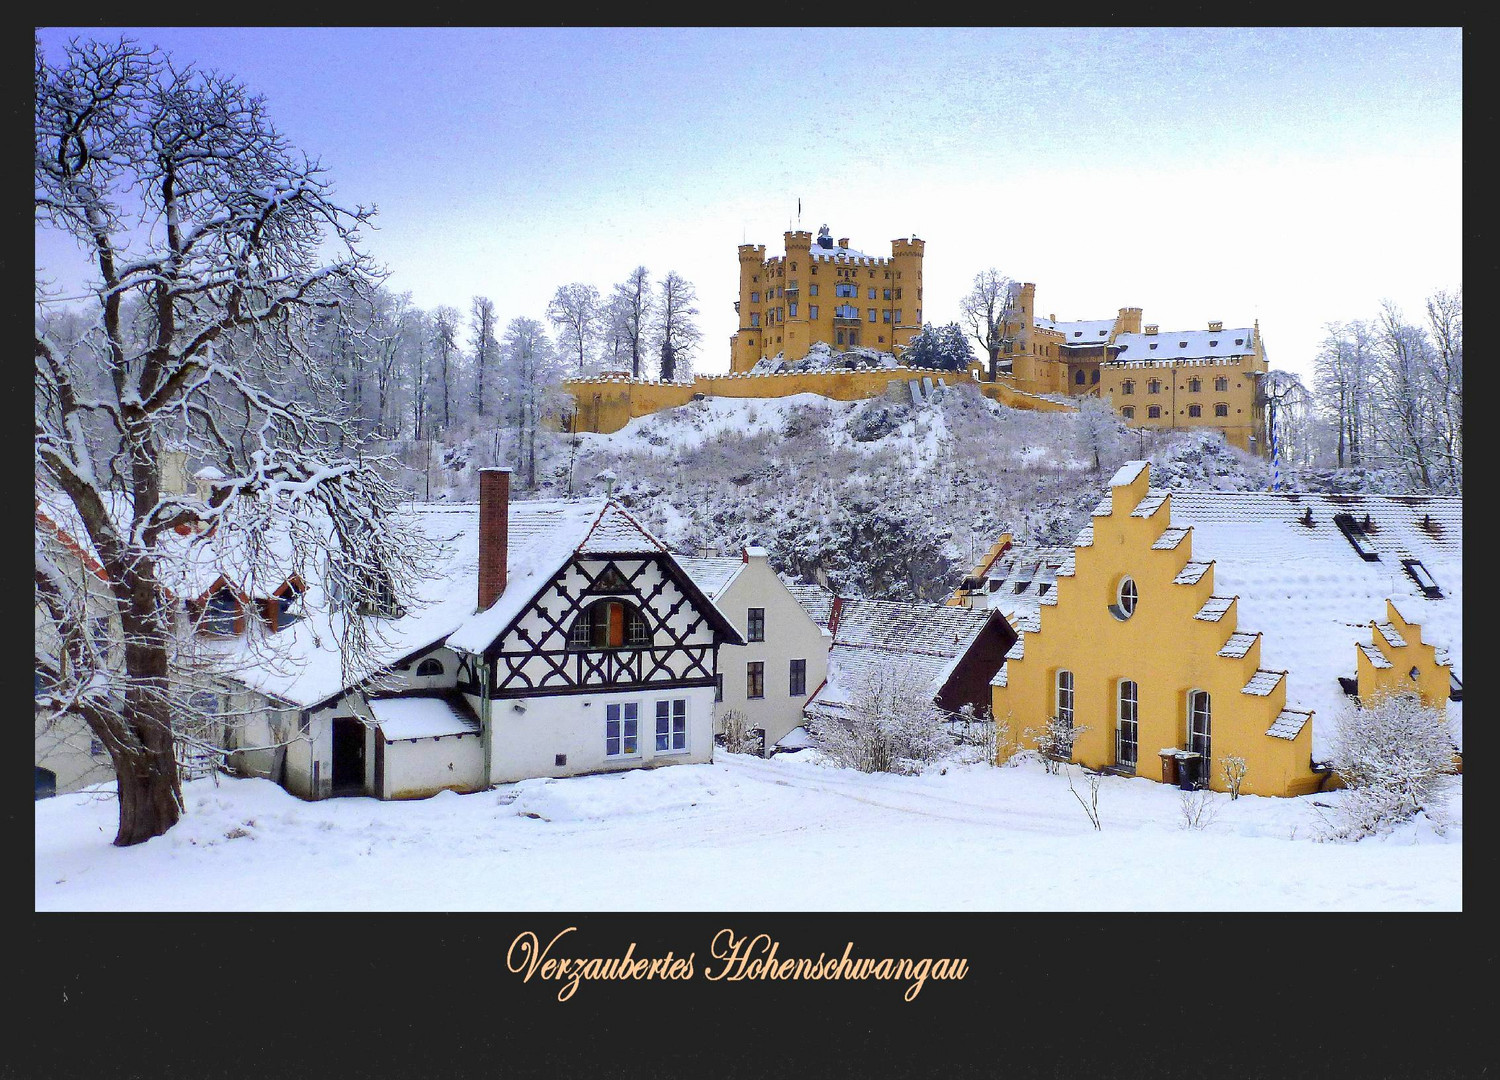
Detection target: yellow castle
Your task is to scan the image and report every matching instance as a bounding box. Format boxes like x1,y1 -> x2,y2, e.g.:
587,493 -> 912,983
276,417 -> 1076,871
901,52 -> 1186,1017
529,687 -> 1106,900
563,227 -> 1271,456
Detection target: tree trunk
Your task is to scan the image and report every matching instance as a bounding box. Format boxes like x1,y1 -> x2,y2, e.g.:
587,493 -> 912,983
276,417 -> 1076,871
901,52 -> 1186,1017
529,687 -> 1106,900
114,749 -> 183,846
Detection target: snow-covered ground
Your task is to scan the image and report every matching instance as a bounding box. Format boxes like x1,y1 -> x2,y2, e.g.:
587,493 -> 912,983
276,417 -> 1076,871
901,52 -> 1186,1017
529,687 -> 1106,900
36,753 -> 1460,911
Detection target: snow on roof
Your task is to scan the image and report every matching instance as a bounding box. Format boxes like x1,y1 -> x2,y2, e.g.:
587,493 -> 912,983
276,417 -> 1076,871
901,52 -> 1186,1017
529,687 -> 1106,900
775,724 -> 815,749
1358,642 -> 1392,669
1074,524 -> 1095,547
674,556 -> 744,600
786,584 -> 836,628
1109,460 -> 1149,488
368,695 -> 480,741
831,598 -> 992,658
1167,490 -> 1462,761
744,545 -> 769,558
1152,527 -> 1191,550
1217,632 -> 1258,659
1241,669 -> 1285,697
1130,491 -> 1171,519
1111,327 -> 1256,361
1374,621 -> 1408,649
1173,561 -> 1213,586
1194,596 -> 1236,622
447,499 -> 666,654
192,465 -> 226,480
1266,708 -> 1312,740
1034,317 -> 1114,341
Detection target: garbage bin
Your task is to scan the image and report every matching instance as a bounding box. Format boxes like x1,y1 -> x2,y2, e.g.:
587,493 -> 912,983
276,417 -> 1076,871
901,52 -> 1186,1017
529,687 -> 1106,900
1175,752 -> 1202,790
1159,751 -> 1177,786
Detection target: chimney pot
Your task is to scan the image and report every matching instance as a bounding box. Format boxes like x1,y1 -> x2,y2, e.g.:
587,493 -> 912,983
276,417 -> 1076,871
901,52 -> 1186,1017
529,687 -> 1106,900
478,468 -> 511,611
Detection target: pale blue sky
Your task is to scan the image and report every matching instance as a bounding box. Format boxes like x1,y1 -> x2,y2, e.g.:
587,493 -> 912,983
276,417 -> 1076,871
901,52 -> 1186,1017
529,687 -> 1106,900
35,27 -> 1462,379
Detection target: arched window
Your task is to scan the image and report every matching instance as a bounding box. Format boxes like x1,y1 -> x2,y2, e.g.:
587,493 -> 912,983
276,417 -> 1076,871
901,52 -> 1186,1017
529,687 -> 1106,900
1074,370 -> 1085,385
1188,690 -> 1211,770
568,599 -> 650,650
1121,406 -> 1135,419
1188,404 -> 1202,418
1147,405 -> 1161,419
1091,369 -> 1100,384
1117,680 -> 1138,768
416,658 -> 444,677
1055,670 -> 1074,729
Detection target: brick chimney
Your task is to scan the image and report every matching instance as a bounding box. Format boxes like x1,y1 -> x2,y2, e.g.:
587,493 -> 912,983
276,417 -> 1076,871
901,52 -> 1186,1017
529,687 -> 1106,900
478,467 -> 510,612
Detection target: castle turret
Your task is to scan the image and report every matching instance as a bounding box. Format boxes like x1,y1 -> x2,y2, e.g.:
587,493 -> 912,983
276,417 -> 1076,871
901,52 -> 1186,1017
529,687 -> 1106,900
1114,306 -> 1143,338
782,230 -> 813,362
731,243 -> 767,372
890,236 -> 926,352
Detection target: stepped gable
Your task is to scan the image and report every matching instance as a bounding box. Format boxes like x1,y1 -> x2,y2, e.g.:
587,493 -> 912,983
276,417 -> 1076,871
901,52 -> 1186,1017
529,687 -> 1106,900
1173,560 -> 1213,586
1217,631 -> 1259,659
1241,669 -> 1285,697
1194,596 -> 1236,622
1266,708 -> 1313,740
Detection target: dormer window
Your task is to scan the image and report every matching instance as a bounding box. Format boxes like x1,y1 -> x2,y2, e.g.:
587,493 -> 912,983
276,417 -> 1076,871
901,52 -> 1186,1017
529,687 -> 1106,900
1235,338 -> 1244,346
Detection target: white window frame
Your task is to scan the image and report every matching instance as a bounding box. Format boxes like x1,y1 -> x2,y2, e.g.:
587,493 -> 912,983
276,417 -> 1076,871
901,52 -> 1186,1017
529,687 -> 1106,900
655,698 -> 688,754
1188,690 -> 1211,765
1117,680 -> 1138,769
605,701 -> 640,758
1112,576 -> 1138,620
1055,670 -> 1074,728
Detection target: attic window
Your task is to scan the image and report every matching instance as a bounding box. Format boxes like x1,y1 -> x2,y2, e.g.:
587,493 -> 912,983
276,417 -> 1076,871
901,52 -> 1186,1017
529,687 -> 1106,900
1073,331 -> 1083,337
588,565 -> 632,593
1409,666 -> 1421,681
1209,340 -> 1218,347
1235,338 -> 1244,346
1400,558 -> 1442,598
1149,343 -> 1158,350
1109,576 -> 1138,621
1332,513 -> 1380,561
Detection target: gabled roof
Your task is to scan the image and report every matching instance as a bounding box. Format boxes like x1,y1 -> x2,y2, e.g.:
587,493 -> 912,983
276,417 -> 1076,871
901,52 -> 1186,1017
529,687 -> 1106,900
446,498 -> 679,655
675,556 -> 744,601
1111,327 -> 1256,362
786,583 -> 836,629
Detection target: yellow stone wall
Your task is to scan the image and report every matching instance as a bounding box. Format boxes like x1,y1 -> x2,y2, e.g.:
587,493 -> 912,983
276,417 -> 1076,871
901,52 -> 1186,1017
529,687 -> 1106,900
991,463 -> 1321,798
564,367 -> 1072,435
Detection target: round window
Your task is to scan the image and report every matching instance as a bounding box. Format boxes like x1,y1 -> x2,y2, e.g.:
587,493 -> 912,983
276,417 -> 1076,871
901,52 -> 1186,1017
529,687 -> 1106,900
1114,577 -> 1138,620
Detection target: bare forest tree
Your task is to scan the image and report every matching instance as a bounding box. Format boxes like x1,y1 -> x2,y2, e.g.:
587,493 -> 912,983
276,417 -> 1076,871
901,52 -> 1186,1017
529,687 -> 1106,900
608,266 -> 654,379
471,296 -> 498,418
547,282 -> 602,375
35,37 -> 434,844
1322,692 -> 1456,840
498,316 -> 566,489
655,270 -> 701,382
1313,319 -> 1375,468
1424,288 -> 1462,489
1263,369 -> 1315,471
809,663 -> 950,774
430,305 -> 461,433
959,269 -> 1019,381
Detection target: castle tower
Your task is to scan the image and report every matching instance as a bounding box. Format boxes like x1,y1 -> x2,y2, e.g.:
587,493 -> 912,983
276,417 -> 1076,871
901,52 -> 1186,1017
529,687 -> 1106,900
1113,306 -> 1143,338
781,230 -> 813,363
730,243 -> 767,372
890,236 -> 926,352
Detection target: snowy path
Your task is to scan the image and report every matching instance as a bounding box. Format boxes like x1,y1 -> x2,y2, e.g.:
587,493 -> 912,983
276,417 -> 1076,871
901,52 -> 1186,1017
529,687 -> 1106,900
35,754 -> 1460,911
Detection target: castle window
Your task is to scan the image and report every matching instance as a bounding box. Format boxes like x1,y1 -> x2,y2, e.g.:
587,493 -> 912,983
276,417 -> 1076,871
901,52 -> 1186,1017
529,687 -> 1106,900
1235,338 -> 1244,346
1215,376 -> 1229,392
1149,343 -> 1158,350
810,284 -> 818,296
835,304 -> 858,320
750,313 -> 760,327
1147,405 -> 1161,419
1209,340 -> 1218,347
1121,406 -> 1135,419
1179,341 -> 1188,348
1215,403 -> 1229,417
1148,379 -> 1161,394
894,310 -> 902,323
1091,370 -> 1099,384
788,303 -> 798,318
809,305 -> 818,319
1122,380 -> 1134,394
883,310 -> 891,323
896,288 -> 902,299
1188,377 -> 1201,393
750,291 -> 759,303
837,330 -> 845,345
869,309 -> 877,322
883,289 -> 891,300
790,262 -> 796,271
1074,370 -> 1085,385
835,282 -> 857,298
1111,577 -> 1138,621
1188,404 -> 1202,418
868,288 -> 877,300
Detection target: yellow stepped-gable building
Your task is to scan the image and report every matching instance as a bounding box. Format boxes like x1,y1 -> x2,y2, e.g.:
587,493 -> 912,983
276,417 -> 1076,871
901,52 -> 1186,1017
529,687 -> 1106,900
987,282 -> 1270,455
989,462 -> 1461,797
729,224 -> 926,371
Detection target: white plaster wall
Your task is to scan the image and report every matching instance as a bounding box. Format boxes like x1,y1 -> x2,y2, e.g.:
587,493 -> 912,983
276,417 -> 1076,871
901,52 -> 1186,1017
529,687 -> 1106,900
713,556 -> 830,752
382,732 -> 485,798
484,685 -> 715,785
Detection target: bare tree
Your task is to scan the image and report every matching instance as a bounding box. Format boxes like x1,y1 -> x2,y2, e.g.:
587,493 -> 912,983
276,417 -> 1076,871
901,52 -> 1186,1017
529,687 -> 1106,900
547,282 -> 602,376
608,266 -> 654,379
35,36 -> 432,845
1263,369 -> 1313,473
655,271 -> 701,382
1025,714 -> 1088,775
1220,755 -> 1248,800
1314,320 -> 1374,468
1321,692 -> 1456,840
1065,765 -> 1103,830
959,269 -> 1019,381
1073,395 -> 1128,473
1423,287 -> 1462,490
471,295 -> 498,417
498,316 -> 566,489
430,305 -> 461,433
809,662 -> 949,774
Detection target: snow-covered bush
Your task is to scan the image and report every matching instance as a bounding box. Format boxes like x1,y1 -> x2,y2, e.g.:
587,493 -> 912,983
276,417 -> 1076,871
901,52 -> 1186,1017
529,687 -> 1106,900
1025,714 -> 1089,775
1178,787 -> 1218,830
810,664 -> 950,775
1220,755 -> 1249,799
1322,692 -> 1455,840
716,708 -> 761,756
